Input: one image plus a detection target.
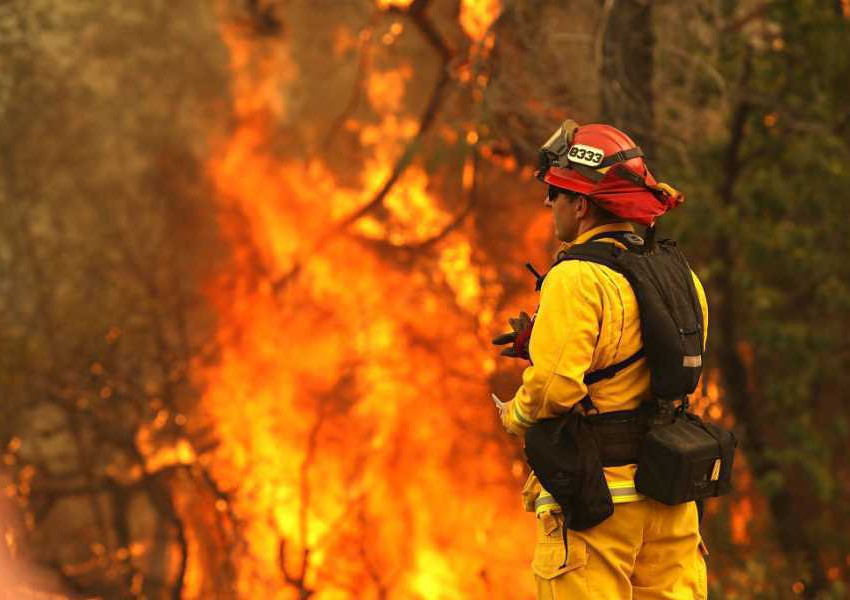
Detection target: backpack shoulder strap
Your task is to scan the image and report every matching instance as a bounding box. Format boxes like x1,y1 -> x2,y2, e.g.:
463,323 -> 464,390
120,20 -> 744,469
552,230 -> 640,273
550,233 -> 647,413
534,231 -> 643,290
556,243 -> 621,270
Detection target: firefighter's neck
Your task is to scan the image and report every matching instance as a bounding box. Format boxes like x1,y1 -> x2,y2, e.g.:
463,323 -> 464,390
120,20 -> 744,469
575,216 -> 617,239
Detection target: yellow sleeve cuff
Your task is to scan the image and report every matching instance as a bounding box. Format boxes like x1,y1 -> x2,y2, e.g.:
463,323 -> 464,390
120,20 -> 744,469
502,398 -> 534,436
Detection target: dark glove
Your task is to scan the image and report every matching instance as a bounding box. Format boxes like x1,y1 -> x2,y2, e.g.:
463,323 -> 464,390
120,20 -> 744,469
492,311 -> 534,360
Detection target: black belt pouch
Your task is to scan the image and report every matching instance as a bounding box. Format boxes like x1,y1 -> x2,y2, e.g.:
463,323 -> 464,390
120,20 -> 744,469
525,411 -> 614,530
635,411 -> 736,505
585,409 -> 646,466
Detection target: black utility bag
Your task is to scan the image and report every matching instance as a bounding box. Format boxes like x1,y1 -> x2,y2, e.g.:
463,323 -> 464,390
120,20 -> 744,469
524,410 -> 613,531
527,231 -> 736,516
636,410 -> 736,504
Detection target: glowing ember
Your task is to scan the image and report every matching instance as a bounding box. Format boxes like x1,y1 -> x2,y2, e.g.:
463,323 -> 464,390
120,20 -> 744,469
375,0 -> 415,9
367,66 -> 413,113
459,0 -> 503,41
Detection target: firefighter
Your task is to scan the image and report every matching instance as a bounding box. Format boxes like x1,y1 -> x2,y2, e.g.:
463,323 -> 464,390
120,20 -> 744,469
494,122 -> 710,599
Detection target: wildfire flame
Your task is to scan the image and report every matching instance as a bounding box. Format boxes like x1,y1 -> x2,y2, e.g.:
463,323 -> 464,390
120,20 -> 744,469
459,0 -> 503,41
179,2 -> 760,598
192,2 -> 530,598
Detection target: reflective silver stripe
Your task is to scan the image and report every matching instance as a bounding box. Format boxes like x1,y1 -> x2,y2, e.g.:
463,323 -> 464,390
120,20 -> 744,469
609,486 -> 639,498
535,495 -> 559,511
683,355 -> 702,367
535,483 -> 641,512
535,487 -> 639,508
513,403 -> 535,427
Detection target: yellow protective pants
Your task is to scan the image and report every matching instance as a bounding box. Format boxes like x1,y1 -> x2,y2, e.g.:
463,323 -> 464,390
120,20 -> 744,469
532,499 -> 707,599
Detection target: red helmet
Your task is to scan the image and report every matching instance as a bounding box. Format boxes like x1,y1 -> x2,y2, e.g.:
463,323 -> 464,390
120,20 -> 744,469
536,121 -> 684,226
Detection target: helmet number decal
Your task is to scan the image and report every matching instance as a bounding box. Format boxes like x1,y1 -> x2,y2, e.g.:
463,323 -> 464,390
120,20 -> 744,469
567,144 -> 604,167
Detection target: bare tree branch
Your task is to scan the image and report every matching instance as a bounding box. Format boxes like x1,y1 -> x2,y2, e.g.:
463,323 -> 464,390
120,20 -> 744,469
272,0 -> 454,294
352,149 -> 480,256
318,12 -> 381,152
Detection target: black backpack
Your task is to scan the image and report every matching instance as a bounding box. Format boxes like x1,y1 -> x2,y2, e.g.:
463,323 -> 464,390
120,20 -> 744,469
524,231 -> 736,526
558,231 -> 705,400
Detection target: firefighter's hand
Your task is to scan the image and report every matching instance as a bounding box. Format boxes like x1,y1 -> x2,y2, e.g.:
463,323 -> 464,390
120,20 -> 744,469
492,395 -> 524,436
492,311 -> 534,360
492,394 -> 518,435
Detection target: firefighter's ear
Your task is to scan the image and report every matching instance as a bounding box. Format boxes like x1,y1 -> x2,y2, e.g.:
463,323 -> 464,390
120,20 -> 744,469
575,195 -> 590,219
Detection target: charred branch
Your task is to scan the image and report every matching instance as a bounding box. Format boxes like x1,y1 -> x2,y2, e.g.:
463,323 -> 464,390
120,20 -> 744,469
241,0 -> 285,37
296,402 -> 327,586
273,0 -> 454,294
279,538 -> 315,599
138,470 -> 189,600
356,512 -> 390,600
319,12 -> 381,153
350,149 -> 479,262
107,479 -> 140,593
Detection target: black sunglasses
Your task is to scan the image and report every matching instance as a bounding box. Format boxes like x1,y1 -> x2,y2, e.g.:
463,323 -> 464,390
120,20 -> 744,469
547,186 -> 580,203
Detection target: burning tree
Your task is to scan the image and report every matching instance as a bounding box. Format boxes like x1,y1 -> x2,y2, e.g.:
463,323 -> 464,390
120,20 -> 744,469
1,0 -> 849,598
198,1 -> 536,597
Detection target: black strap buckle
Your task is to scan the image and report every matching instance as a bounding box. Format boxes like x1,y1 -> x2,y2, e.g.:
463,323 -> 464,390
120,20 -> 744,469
598,146 -> 643,169
577,395 -> 600,416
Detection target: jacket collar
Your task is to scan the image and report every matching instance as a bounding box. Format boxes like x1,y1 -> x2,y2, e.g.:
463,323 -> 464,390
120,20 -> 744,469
556,222 -> 635,257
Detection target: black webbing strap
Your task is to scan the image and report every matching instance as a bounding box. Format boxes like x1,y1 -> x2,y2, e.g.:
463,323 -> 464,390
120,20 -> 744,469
561,234 -> 646,414
563,147 -> 643,181
578,395 -> 598,414
582,230 -> 639,247
611,164 -> 648,187
578,347 -> 647,413
598,146 -> 643,168
553,230 -> 638,268
584,348 -> 646,385
570,163 -> 605,183
542,231 -> 636,290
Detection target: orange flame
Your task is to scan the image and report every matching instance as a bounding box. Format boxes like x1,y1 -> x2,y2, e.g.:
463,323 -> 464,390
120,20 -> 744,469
192,10 -> 533,599
459,0 -> 503,41
191,4 -> 765,597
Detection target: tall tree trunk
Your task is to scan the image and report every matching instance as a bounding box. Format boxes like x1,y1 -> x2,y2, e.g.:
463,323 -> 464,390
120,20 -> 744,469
599,0 -> 655,159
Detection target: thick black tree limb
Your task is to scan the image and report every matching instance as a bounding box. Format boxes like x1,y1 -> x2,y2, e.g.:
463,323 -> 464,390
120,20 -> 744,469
319,12 -> 381,152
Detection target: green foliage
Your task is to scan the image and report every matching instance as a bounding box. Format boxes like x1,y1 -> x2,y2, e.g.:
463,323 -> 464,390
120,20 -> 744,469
660,1 -> 850,586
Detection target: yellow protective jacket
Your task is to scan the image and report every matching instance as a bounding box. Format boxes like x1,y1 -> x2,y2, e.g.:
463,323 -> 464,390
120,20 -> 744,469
502,222 -> 709,509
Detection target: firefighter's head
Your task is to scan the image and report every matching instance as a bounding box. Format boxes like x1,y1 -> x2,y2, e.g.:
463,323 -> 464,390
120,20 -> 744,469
536,120 -> 685,236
